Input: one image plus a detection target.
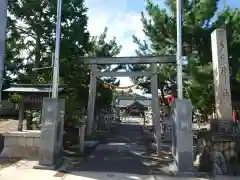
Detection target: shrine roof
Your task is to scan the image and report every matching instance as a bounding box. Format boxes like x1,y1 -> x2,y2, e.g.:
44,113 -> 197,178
116,99 -> 151,107
116,92 -> 151,100
3,84 -> 67,93
117,96 -> 150,100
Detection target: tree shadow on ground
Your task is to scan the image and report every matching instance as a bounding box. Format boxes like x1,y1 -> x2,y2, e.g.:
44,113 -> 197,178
61,123 -> 173,176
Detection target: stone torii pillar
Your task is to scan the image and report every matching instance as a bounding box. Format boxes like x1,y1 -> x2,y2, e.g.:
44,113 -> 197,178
151,63 -> 162,155
87,64 -> 97,135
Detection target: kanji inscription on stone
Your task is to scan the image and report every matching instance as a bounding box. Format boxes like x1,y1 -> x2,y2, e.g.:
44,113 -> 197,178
220,40 -> 225,52
220,88 -> 230,104
219,64 -> 228,83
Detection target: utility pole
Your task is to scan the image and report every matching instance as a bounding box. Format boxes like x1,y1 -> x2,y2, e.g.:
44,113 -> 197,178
0,0 -> 8,101
176,0 -> 183,99
52,0 -> 62,98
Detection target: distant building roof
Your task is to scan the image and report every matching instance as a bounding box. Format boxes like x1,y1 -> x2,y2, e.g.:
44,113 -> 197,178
137,99 -> 152,106
3,84 -> 67,93
116,91 -> 150,100
116,99 -> 151,108
116,100 -> 134,107
115,92 -> 151,107
117,96 -> 150,100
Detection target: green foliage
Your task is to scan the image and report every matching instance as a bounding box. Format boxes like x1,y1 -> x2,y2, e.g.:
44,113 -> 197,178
132,0 -> 240,117
65,98 -> 83,123
5,1 -> 122,127
90,28 -> 121,108
7,0 -> 91,84
9,93 -> 21,104
184,57 -> 214,114
26,110 -> 41,129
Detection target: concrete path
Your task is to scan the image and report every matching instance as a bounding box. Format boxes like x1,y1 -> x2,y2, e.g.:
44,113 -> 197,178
1,160 -> 239,180
0,118 -> 239,179
0,160 -> 63,180
69,120 -> 151,175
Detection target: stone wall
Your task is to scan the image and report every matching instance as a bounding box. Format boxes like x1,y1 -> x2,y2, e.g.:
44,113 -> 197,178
1,130 -> 40,158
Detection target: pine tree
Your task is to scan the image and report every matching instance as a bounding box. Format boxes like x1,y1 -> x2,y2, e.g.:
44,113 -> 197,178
131,0 -> 240,118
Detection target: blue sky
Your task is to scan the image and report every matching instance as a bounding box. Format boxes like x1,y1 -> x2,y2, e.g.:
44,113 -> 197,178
85,0 -> 240,89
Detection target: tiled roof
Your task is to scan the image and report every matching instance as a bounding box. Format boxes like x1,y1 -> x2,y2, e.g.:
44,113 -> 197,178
3,84 -> 67,93
116,99 -> 151,107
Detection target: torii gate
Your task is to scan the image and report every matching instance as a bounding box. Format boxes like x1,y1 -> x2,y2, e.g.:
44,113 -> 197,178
83,56 -> 175,154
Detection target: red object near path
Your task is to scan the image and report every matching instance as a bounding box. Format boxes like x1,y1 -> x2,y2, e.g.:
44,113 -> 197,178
167,95 -> 175,104
232,110 -> 240,122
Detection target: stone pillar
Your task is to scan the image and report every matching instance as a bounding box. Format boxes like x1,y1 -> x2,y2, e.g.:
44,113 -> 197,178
17,97 -> 25,131
34,98 -> 65,170
79,125 -> 85,153
170,99 -> 194,175
151,63 -> 161,155
87,64 -> 97,135
211,29 -> 240,164
211,29 -> 232,121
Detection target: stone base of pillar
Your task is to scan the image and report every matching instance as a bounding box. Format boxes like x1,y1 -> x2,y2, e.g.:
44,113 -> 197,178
170,99 -> 194,176
33,98 -> 65,170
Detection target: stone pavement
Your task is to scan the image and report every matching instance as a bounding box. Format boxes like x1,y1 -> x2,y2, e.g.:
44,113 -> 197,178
0,160 -> 63,180
70,121 -> 150,174
1,159 -> 240,180
0,118 -> 239,180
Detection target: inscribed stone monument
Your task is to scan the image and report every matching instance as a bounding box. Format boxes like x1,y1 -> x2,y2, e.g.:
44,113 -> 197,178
35,98 -> 65,169
211,29 -> 240,154
211,29 -> 232,121
170,99 -> 194,175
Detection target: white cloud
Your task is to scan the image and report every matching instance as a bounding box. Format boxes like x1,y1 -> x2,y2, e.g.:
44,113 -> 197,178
85,0 -> 145,57
85,0 -> 148,93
